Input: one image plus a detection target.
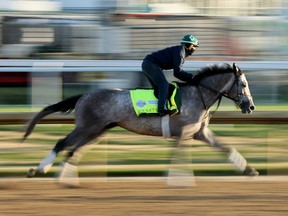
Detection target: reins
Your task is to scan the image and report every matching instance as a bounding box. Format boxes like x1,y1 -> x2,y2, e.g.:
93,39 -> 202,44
194,70 -> 239,114
196,83 -> 223,114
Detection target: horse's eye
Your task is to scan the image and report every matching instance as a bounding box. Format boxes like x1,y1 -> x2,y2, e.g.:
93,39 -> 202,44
242,82 -> 247,88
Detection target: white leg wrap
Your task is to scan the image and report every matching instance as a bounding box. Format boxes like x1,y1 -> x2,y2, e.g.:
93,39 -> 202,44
167,145 -> 196,187
161,115 -> 171,139
228,148 -> 247,172
167,168 -> 196,187
38,151 -> 57,174
58,162 -> 79,186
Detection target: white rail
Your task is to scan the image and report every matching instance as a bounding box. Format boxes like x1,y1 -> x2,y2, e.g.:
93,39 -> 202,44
0,60 -> 287,72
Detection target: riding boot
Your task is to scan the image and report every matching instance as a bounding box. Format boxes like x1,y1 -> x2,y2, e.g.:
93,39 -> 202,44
158,100 -> 170,116
158,87 -> 169,116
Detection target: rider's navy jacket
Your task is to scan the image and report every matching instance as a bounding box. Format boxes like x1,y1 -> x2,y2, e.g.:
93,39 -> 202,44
144,45 -> 193,81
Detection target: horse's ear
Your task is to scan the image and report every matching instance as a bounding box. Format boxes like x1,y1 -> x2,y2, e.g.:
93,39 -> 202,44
233,63 -> 237,71
232,63 -> 241,74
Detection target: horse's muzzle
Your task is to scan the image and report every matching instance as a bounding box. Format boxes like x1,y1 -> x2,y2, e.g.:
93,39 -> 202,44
241,99 -> 255,114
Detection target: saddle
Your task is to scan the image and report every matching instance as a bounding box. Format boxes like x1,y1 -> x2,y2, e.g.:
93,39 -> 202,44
130,82 -> 181,116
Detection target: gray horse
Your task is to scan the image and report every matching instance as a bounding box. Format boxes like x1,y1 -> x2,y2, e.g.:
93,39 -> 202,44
24,63 -> 258,184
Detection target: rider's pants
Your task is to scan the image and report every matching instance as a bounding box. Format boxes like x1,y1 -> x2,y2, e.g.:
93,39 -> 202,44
141,59 -> 169,113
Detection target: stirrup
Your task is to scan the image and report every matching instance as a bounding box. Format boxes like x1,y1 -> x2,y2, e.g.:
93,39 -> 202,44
169,109 -> 178,116
159,110 -> 170,117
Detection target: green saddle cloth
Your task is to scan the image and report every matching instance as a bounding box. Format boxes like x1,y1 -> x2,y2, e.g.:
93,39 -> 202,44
130,82 -> 181,116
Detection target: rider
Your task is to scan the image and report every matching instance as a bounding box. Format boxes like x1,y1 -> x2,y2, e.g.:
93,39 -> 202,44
142,34 -> 199,116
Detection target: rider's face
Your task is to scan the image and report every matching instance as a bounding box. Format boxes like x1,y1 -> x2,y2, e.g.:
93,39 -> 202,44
187,44 -> 194,50
187,44 -> 197,52
185,44 -> 196,55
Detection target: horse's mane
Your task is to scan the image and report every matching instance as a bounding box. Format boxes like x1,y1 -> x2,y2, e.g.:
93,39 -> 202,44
177,63 -> 234,86
194,63 -> 233,80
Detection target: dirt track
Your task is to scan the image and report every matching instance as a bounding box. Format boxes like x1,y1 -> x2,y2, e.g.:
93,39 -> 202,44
1,177 -> 288,216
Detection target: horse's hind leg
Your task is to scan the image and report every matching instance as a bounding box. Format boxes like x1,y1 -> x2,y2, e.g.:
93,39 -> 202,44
26,131 -> 80,178
57,135 -> 101,186
57,126 -> 107,186
27,125 -> 103,178
26,139 -> 64,177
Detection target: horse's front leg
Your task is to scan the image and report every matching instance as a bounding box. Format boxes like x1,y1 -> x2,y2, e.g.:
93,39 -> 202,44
166,138 -> 196,187
194,126 -> 259,176
167,124 -> 202,187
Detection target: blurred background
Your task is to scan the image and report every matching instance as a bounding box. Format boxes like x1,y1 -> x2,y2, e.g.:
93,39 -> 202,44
0,0 -> 287,106
0,0 -> 287,177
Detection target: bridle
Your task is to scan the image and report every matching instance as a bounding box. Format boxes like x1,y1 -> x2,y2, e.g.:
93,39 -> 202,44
223,72 -> 244,107
196,70 -> 249,111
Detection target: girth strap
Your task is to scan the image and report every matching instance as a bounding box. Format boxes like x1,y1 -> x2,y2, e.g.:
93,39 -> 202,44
161,115 -> 171,139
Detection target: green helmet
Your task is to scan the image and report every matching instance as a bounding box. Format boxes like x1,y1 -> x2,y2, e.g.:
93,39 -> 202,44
181,34 -> 199,47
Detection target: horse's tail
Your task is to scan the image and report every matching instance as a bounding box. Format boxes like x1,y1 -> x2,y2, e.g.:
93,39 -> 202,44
23,94 -> 83,141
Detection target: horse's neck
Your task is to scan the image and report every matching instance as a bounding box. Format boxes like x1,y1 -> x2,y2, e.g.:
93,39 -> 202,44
199,73 -> 235,109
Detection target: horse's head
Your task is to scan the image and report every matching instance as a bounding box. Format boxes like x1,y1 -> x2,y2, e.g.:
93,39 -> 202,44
186,63 -> 255,114
225,63 -> 255,114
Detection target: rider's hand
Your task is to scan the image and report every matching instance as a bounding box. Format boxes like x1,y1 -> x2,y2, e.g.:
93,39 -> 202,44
187,76 -> 197,85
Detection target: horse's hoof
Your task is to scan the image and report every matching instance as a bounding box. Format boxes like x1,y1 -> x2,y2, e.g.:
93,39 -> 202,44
244,168 -> 259,177
248,169 -> 259,176
243,165 -> 259,177
26,168 -> 37,178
